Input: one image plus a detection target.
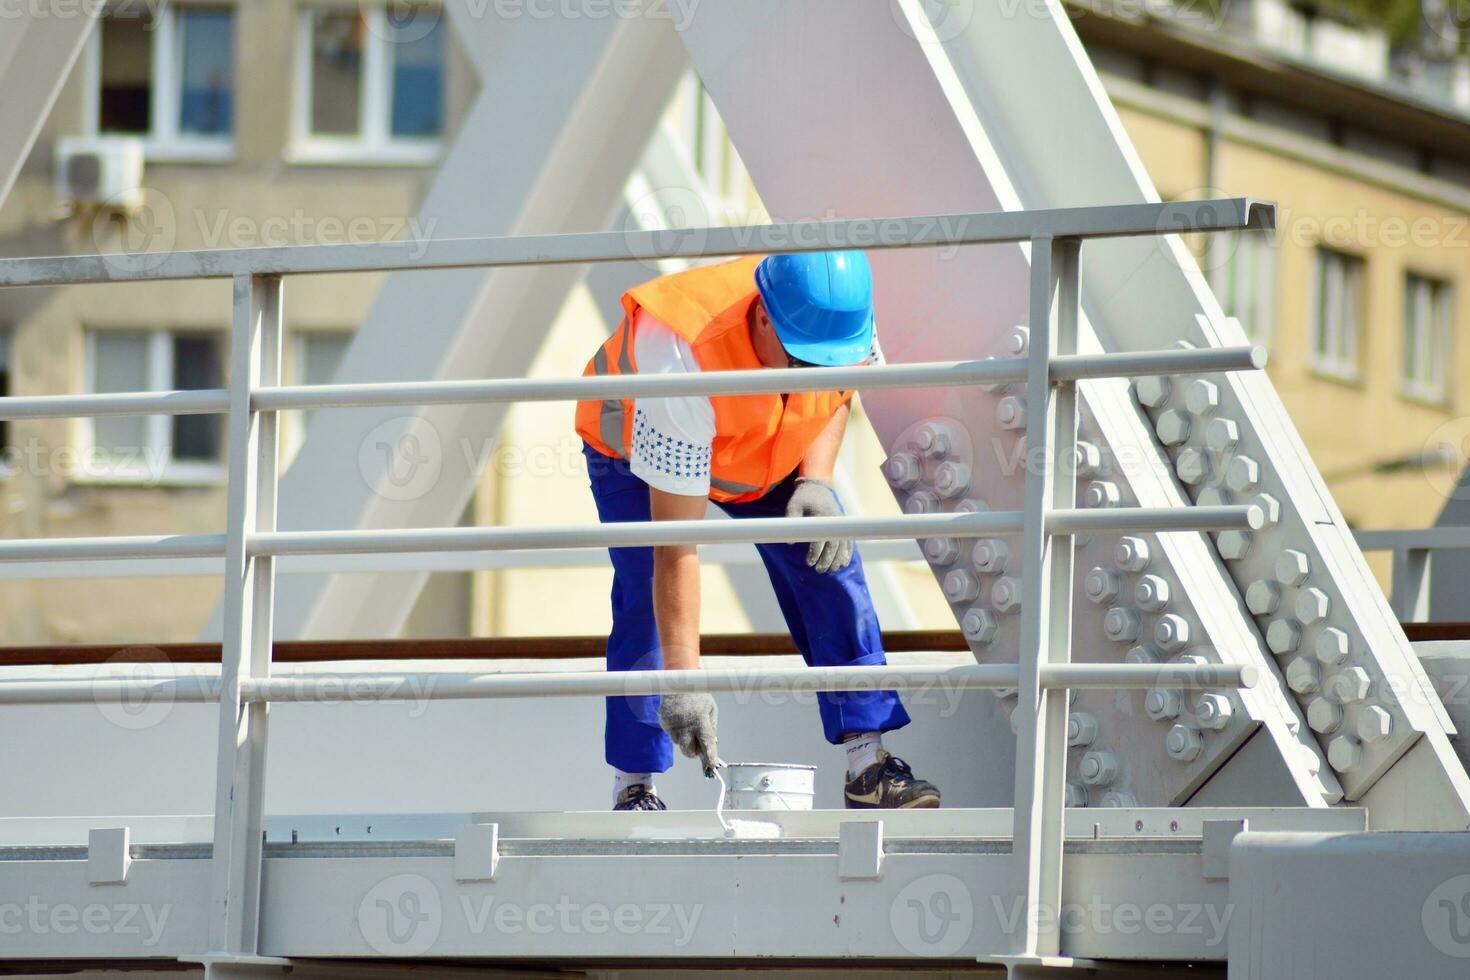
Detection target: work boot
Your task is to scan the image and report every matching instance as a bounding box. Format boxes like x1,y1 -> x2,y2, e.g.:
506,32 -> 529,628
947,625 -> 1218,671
844,751 -> 941,809
613,783 -> 668,811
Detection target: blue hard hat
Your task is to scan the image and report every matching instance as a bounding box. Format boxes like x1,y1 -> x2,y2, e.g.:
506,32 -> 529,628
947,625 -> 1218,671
754,250 -> 875,367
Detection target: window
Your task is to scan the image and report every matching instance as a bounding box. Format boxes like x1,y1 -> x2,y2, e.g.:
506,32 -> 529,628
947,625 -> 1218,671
1402,273 -> 1452,404
84,330 -> 227,483
1309,248 -> 1364,382
292,4 -> 446,163
1214,229 -> 1277,345
88,2 -> 236,160
285,331 -> 352,459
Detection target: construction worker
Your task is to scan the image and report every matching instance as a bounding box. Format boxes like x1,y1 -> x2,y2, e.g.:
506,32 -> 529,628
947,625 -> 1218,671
576,250 -> 942,812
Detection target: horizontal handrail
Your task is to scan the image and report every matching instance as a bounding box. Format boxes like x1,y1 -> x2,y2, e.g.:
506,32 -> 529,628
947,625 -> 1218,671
0,345 -> 1265,421
0,199 -> 1274,287
0,506 -> 1261,564
0,661 -> 1256,706
1354,527 -> 1470,551
248,507 -> 1261,558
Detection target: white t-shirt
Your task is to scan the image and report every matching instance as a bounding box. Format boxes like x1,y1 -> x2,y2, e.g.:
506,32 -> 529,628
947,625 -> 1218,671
628,309 -> 717,497
626,307 -> 881,498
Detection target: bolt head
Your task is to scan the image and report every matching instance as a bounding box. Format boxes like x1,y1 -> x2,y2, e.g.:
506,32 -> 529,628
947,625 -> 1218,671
885,452 -> 921,489
1216,530 -> 1253,561
1084,567 -> 1119,604
1100,790 -> 1137,808
1274,549 -> 1311,586
1145,688 -> 1182,721
905,491 -> 938,515
1196,692 -> 1234,730
1253,493 -> 1282,527
1065,782 -> 1089,808
955,498 -> 988,514
1176,447 -> 1211,485
1314,627 -> 1350,666
1084,481 -> 1120,508
934,461 -> 971,498
1286,657 -> 1322,695
1079,750 -> 1119,786
1266,618 -> 1302,655
1154,613 -> 1191,651
1205,417 -> 1240,453
1104,607 -> 1142,642
1135,575 -> 1171,611
943,568 -> 981,604
1197,486 -> 1231,507
1224,455 -> 1261,493
1073,441 -> 1102,476
1294,588 -> 1330,625
916,422 -> 952,458
1127,644 -> 1162,664
992,576 -> 1022,613
1006,325 -> 1030,356
1166,723 -> 1204,761
1067,712 -> 1099,747
923,537 -> 960,565
972,538 -> 1010,573
1156,410 -> 1192,446
1327,735 -> 1364,773
997,395 -> 1027,430
1307,697 -> 1343,734
1357,705 -> 1393,743
1134,375 -> 1173,408
1115,536 -> 1151,571
1184,379 -> 1221,415
1246,580 -> 1281,615
962,607 -> 1000,644
1331,666 -> 1372,704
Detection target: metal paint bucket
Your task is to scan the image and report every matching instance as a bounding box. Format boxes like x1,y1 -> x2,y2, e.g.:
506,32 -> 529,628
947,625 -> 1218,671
721,762 -> 816,811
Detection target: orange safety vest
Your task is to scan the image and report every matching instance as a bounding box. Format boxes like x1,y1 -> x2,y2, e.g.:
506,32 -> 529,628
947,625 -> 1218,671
575,256 -> 853,503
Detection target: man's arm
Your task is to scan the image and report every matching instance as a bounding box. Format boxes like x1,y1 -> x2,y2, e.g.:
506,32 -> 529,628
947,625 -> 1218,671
650,487 -> 707,670
800,401 -> 850,480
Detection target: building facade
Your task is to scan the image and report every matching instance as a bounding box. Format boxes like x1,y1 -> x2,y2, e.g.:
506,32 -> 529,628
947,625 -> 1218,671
1,0 -> 1467,643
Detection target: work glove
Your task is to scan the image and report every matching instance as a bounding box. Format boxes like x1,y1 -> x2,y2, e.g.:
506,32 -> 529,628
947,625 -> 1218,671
786,477 -> 853,574
658,692 -> 725,777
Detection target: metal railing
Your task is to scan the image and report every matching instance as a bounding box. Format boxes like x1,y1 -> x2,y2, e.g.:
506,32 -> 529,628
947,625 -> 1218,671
1355,527 -> 1470,624
0,198 -> 1273,966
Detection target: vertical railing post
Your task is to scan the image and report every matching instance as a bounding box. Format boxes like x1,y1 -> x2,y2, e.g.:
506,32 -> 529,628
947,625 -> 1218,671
1009,236 -> 1081,960
1390,546 -> 1431,623
207,273 -> 283,957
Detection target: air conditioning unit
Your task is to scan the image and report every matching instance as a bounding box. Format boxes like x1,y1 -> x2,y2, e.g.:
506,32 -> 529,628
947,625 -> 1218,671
54,137 -> 145,214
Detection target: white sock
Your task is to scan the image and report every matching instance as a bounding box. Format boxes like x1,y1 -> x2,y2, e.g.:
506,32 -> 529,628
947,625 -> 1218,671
843,732 -> 883,778
613,769 -> 656,803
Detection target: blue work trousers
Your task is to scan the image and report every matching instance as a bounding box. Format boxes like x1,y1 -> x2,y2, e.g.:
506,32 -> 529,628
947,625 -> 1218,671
583,443 -> 911,773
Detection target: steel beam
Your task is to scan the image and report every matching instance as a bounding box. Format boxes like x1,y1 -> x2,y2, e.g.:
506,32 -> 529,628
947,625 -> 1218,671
0,6 -> 97,206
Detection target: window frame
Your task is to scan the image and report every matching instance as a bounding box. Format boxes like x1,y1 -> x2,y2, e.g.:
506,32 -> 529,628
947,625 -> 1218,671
288,4 -> 445,166
79,328 -> 227,486
1214,228 -> 1278,348
1308,246 -> 1365,384
282,329 -> 353,461
1400,271 -> 1454,407
82,1 -> 237,164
